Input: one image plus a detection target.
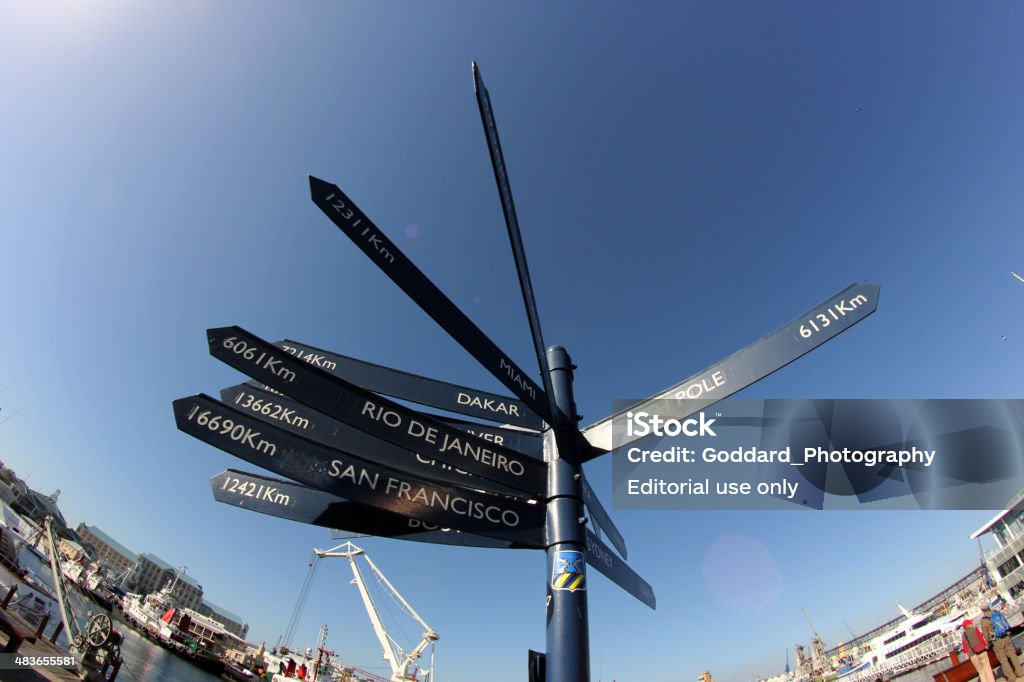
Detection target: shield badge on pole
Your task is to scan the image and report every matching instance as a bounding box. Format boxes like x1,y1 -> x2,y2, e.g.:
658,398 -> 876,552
551,550 -> 586,592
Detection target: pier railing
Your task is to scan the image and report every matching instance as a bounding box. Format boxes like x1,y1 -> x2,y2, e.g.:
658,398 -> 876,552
841,632 -> 958,682
984,532 -> 1024,566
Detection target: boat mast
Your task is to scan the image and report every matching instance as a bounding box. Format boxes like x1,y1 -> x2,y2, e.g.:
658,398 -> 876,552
165,564 -> 186,594
311,624 -> 331,682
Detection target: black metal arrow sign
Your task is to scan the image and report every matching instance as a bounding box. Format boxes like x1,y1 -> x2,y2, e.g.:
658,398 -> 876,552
275,338 -> 543,431
235,381 -> 545,458
581,281 -> 881,457
584,529 -> 656,610
473,62 -> 563,435
174,394 -> 546,543
207,325 -> 547,497
220,383 -> 527,496
580,475 -> 627,559
308,175 -> 552,425
210,469 -> 543,549
431,414 -> 543,460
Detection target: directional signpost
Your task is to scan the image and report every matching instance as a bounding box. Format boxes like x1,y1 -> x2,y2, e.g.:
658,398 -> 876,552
579,475 -> 627,559
174,394 -> 545,544
206,325 -> 547,497
273,338 -> 544,431
584,529 -> 655,610
309,176 -> 552,424
219,382 -> 533,496
174,62 -> 880,682
230,380 -> 545,458
210,469 -> 542,549
580,281 -> 881,454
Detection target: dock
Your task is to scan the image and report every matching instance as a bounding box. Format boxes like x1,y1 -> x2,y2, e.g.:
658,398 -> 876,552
0,605 -> 80,682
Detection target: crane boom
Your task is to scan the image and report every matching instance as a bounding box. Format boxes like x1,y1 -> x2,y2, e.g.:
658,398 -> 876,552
316,542 -> 438,682
353,550 -> 402,676
801,607 -> 818,636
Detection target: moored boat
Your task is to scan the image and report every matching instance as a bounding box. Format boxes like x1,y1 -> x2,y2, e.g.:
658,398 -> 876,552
222,659 -> 257,680
117,585 -> 228,674
820,603 -> 969,682
0,502 -> 63,629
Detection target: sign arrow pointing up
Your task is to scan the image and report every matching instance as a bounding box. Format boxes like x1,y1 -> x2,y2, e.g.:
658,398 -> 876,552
309,175 -> 552,426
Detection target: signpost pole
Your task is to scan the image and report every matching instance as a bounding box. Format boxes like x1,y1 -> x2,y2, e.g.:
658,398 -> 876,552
545,345 -> 589,682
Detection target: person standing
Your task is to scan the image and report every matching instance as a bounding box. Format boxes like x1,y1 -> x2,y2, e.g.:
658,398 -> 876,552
963,617 -> 996,682
981,602 -> 1024,682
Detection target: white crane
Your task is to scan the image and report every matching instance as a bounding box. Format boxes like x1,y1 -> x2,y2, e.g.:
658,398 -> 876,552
316,542 -> 439,682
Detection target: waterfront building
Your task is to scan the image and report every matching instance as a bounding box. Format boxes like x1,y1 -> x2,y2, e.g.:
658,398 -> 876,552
76,524 -> 251,636
57,537 -> 88,562
0,468 -> 83,547
76,524 -> 138,581
199,598 -> 249,639
11,485 -> 68,529
220,630 -> 252,665
970,489 -> 1024,599
134,553 -> 204,610
0,480 -> 16,506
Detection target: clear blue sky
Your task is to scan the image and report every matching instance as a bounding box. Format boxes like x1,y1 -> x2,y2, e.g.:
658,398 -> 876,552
2,2 -> 1022,681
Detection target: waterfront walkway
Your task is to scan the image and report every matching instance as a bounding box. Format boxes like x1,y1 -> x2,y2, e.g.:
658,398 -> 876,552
0,605 -> 79,682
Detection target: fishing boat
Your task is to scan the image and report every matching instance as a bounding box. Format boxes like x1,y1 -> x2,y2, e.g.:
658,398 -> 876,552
262,639 -> 392,682
117,585 -> 227,674
119,590 -> 165,638
157,606 -> 228,675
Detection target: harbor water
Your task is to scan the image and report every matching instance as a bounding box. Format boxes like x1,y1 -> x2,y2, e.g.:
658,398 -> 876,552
7,539 -> 219,682
110,626 -> 221,682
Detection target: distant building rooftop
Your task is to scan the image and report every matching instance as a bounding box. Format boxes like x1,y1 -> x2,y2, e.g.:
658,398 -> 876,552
202,599 -> 243,625
83,525 -> 137,563
22,489 -> 68,528
971,510 -> 1012,540
138,552 -> 202,590
969,489 -> 1024,539
183,608 -> 226,633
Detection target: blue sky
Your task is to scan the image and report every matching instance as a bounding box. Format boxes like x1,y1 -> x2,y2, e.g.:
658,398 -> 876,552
2,2 -> 1022,680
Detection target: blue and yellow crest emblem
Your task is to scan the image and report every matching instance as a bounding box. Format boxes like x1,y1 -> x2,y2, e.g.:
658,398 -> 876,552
551,550 -> 586,592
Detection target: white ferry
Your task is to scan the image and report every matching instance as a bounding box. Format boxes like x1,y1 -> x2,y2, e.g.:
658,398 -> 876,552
838,603 -> 967,682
